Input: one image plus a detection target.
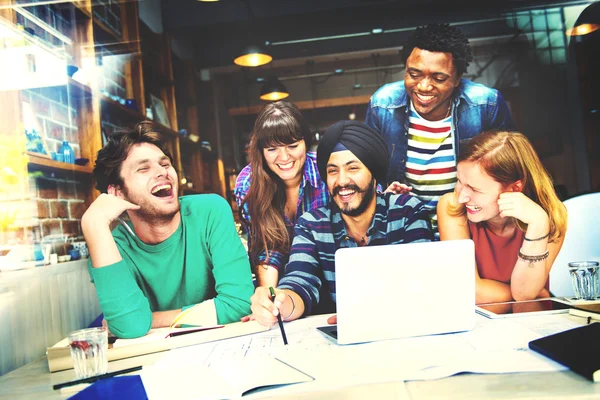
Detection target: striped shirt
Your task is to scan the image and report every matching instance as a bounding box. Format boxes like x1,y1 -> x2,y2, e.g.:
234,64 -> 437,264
278,192 -> 432,316
234,152 -> 330,271
406,102 -> 457,233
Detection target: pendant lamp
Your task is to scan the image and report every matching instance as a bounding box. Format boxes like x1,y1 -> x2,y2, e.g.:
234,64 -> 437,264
567,1 -> 600,36
234,45 -> 272,67
259,77 -> 289,101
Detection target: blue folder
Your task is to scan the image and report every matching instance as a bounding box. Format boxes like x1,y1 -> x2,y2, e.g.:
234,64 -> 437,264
68,375 -> 147,400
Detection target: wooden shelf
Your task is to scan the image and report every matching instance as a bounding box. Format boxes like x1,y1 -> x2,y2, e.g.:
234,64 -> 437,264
228,95 -> 372,116
67,78 -> 92,98
100,97 -> 178,137
73,1 -> 92,19
92,17 -> 121,43
47,79 -> 92,99
27,152 -> 93,175
101,96 -> 145,120
92,20 -> 137,57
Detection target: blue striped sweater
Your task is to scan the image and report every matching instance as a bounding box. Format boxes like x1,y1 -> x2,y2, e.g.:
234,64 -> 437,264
278,192 -> 432,316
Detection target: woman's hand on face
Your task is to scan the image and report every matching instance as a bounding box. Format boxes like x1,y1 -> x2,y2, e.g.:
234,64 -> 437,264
384,181 -> 413,195
497,192 -> 547,225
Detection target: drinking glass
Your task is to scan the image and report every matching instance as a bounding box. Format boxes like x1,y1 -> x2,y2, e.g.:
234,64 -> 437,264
68,327 -> 108,379
568,261 -> 600,300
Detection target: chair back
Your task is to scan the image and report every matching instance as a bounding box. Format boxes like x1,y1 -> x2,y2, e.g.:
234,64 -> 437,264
549,192 -> 600,297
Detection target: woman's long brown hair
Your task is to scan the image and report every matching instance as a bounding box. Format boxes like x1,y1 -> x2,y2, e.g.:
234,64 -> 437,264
447,131 -> 567,242
240,101 -> 313,266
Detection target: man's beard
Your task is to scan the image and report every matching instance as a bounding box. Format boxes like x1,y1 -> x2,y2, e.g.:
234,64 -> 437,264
333,177 -> 376,217
121,185 -> 180,224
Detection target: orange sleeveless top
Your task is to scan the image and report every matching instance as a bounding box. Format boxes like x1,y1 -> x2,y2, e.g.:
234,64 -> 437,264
468,221 -> 524,283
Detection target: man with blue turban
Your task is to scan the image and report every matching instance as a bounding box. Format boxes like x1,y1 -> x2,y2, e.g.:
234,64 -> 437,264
249,120 -> 433,326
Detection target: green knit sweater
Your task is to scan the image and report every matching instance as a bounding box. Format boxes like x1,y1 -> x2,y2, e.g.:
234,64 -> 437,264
88,194 -> 253,338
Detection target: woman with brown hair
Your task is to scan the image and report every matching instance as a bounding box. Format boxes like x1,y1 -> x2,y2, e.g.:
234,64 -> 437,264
234,101 -> 329,287
437,131 -> 567,304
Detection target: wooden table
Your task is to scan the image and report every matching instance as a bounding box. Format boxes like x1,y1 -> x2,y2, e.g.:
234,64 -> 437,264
2,314 -> 600,400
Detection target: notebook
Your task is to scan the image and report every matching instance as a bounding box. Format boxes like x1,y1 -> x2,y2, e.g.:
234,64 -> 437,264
529,323 -> 600,382
319,239 -> 476,345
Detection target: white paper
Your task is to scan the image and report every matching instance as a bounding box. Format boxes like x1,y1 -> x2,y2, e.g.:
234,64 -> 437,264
141,312 -> 583,398
140,357 -> 313,400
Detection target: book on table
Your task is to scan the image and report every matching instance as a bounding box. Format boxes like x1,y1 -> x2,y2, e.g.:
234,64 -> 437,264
529,322 -> 600,382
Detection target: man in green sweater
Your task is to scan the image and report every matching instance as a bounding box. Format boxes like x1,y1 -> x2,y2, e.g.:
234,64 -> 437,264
82,122 -> 253,338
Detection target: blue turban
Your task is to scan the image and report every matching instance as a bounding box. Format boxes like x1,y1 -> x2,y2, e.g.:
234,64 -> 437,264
317,120 -> 389,184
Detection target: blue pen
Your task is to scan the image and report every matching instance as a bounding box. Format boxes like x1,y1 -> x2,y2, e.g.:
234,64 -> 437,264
270,286 -> 288,345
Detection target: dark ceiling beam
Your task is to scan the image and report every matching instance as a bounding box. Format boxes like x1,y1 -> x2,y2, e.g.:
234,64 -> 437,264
162,0 -> 590,68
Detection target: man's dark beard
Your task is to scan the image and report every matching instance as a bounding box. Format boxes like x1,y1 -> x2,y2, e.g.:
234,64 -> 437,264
333,177 -> 376,217
121,185 -> 179,224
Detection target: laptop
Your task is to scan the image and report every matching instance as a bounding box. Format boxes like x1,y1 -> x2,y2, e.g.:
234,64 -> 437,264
318,239 -> 476,345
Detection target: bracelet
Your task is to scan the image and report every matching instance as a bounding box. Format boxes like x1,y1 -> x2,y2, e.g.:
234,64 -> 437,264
523,232 -> 550,241
518,249 -> 550,266
282,293 -> 296,321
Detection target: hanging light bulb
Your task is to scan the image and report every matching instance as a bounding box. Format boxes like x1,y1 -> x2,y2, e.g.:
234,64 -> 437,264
234,45 -> 272,67
348,105 -> 357,120
259,77 -> 289,101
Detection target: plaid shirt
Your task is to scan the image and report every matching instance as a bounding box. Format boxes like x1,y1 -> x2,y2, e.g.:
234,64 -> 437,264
234,152 -> 330,270
277,192 -> 432,316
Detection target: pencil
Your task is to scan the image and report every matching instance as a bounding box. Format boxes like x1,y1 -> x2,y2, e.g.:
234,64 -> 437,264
270,286 -> 288,345
52,365 -> 143,390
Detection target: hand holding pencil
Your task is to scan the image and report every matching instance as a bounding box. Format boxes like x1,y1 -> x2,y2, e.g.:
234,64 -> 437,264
249,286 -> 289,330
270,287 -> 288,345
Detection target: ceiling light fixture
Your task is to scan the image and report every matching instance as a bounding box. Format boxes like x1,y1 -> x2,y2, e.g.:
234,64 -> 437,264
234,45 -> 272,67
567,23 -> 600,36
566,1 -> 600,36
259,77 -> 289,101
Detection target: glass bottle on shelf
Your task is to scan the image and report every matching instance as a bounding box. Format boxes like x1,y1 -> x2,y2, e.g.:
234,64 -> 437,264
58,140 -> 75,164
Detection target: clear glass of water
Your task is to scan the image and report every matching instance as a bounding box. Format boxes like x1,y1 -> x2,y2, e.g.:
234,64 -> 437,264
68,327 -> 108,379
568,261 -> 600,300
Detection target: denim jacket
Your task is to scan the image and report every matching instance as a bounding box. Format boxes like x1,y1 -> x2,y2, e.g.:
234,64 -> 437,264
366,78 -> 516,186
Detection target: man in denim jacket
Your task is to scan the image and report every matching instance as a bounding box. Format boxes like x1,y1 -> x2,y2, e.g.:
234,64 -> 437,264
366,23 -> 515,233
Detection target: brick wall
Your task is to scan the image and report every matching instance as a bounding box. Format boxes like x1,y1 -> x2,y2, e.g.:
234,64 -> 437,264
35,176 -> 86,237
14,85 -> 88,252
9,176 -> 87,254
23,87 -> 80,159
